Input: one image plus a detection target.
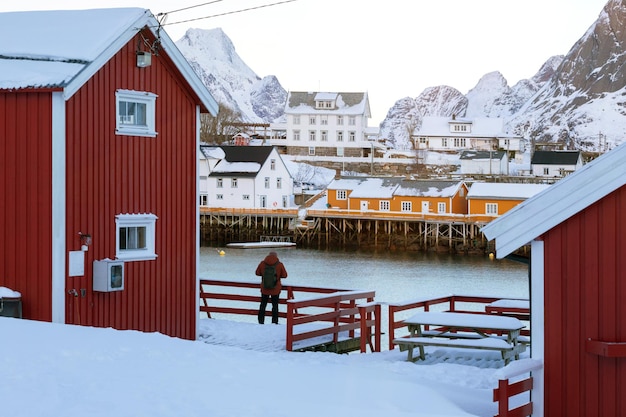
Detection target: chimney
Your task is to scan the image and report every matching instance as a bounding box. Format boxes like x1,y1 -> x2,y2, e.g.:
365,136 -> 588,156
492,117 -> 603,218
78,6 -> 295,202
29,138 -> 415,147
334,169 -> 341,179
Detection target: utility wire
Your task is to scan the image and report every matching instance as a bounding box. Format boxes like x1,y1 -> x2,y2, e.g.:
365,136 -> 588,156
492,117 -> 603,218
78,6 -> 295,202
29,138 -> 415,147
158,0 -> 297,27
158,0 -> 227,17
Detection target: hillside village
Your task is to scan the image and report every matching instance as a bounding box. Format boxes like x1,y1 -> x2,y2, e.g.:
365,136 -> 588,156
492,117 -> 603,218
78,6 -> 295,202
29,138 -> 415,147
198,90 -> 589,231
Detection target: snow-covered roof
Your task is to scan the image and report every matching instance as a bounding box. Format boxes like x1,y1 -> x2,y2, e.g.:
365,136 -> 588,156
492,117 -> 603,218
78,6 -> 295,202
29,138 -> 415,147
349,178 -> 400,198
460,150 -> 507,161
482,142 -> 626,257
285,91 -> 370,116
0,8 -> 217,115
327,177 -> 464,198
416,116 -> 505,137
208,145 -> 275,177
467,182 -> 551,200
395,180 -> 463,197
200,145 -> 226,160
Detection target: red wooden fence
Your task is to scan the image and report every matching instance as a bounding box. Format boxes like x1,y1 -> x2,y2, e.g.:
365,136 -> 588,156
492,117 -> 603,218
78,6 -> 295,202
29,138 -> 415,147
199,279 -> 381,353
492,359 -> 542,417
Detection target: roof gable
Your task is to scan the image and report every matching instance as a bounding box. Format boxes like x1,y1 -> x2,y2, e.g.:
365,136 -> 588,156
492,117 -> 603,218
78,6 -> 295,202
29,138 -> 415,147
0,8 -> 217,115
286,91 -> 369,116
467,182 -> 550,200
209,146 -> 275,177
482,143 -> 626,257
460,150 -> 506,160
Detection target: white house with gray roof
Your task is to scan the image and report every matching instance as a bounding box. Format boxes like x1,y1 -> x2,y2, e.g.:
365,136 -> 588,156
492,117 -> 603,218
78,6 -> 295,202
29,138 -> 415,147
279,91 -> 374,158
199,145 -> 294,209
412,116 -> 524,159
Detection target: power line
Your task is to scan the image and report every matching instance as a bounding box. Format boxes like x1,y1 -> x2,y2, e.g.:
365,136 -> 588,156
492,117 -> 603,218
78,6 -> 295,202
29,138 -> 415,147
158,0 -> 227,17
158,0 -> 297,27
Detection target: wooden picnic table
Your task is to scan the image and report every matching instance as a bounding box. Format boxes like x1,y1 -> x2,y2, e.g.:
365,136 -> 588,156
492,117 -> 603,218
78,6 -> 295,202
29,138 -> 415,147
394,311 -> 527,364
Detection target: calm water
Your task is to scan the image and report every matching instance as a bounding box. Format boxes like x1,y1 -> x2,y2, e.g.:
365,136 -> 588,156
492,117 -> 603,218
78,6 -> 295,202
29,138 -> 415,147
199,246 -> 529,304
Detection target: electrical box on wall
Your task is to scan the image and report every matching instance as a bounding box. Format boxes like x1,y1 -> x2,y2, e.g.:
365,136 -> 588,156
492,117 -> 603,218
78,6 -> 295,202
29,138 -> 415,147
93,259 -> 124,292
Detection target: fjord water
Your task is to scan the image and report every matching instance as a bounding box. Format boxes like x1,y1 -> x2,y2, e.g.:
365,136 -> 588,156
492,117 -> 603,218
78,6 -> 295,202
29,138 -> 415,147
199,247 -> 528,304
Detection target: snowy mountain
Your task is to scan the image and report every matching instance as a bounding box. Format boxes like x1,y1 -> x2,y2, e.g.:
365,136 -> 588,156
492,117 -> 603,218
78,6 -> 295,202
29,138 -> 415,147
178,1 -> 625,152
176,28 -> 287,123
381,0 -> 626,152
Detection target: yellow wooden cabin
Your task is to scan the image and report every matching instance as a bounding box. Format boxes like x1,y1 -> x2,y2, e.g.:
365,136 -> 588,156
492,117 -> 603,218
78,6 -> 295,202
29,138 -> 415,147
325,177 -> 468,219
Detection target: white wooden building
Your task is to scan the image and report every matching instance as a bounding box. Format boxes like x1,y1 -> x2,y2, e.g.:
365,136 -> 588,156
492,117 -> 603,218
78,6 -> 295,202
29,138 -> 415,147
199,145 -> 294,209
530,150 -> 583,178
412,116 -> 524,157
278,91 -> 373,158
459,150 -> 509,176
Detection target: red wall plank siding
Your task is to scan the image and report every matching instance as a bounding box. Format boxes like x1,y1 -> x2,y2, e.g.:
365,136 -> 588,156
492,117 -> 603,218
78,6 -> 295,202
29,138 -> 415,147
543,184 -> 626,417
64,33 -> 199,339
0,92 -> 54,321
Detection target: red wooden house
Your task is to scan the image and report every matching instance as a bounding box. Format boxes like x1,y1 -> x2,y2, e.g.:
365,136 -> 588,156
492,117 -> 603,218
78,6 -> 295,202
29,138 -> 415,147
482,143 -> 626,416
0,9 -> 218,340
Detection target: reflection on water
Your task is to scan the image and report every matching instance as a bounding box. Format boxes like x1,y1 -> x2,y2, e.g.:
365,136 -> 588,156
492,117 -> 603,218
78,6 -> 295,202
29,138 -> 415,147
200,247 -> 529,304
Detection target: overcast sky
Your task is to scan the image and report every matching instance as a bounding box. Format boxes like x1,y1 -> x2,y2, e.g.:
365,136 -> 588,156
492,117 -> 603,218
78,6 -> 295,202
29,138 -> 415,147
1,0 -> 609,125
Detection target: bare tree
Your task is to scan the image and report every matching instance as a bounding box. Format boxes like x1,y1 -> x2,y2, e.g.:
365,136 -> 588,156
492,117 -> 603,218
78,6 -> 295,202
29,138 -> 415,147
200,102 -> 243,144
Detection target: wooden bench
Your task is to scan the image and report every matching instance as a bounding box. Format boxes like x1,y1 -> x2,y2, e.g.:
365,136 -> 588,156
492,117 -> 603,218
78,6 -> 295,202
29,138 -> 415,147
419,330 -> 531,345
393,336 -> 522,363
398,311 -> 528,364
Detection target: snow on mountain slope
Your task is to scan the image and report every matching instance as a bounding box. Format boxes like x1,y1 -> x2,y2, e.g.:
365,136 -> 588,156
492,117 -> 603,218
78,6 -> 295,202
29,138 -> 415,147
176,28 -> 286,123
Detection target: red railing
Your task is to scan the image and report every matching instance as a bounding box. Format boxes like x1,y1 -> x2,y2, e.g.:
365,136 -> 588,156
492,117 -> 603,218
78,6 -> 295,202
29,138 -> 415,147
387,294 -> 530,351
286,290 -> 381,353
493,359 -> 542,417
199,279 -> 381,353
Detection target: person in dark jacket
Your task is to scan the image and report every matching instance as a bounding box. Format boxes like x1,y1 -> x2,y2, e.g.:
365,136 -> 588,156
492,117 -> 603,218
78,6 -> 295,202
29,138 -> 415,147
255,251 -> 288,324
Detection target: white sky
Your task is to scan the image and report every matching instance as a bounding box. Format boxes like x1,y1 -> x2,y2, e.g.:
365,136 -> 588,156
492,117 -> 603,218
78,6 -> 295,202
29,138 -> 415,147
0,0 -> 609,125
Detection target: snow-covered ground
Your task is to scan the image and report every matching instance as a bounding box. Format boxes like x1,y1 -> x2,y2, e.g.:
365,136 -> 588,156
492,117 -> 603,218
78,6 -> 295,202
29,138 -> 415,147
0,315 -> 534,417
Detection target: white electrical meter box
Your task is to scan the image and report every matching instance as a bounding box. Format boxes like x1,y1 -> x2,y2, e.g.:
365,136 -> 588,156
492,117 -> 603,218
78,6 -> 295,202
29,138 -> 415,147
93,259 -> 124,292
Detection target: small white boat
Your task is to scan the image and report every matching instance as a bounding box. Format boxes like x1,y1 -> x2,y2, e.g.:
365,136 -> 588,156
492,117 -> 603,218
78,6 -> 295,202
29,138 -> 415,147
226,241 -> 296,249
226,236 -> 296,249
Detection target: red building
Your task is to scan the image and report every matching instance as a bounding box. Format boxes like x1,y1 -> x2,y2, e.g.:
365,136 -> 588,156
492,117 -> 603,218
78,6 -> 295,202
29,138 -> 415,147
483,143 -> 626,416
0,9 -> 218,340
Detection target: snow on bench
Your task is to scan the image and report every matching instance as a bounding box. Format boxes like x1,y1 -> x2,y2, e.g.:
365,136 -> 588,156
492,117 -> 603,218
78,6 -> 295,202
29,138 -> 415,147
394,336 -> 520,363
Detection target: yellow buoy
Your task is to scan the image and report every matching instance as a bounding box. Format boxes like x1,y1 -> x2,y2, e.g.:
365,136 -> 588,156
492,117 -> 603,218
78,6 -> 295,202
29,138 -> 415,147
488,253 -> 495,260
219,250 -> 225,256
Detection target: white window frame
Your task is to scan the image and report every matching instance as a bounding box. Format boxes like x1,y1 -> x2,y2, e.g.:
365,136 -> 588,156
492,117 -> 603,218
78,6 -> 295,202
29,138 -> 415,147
486,203 -> 498,215
231,178 -> 238,188
270,159 -> 276,170
401,201 -> 412,212
277,177 -> 282,189
293,130 -> 300,141
216,194 -> 224,200
265,177 -> 270,189
199,194 -> 208,206
217,178 -> 223,188
115,89 -> 157,137
309,131 -> 316,141
309,116 -> 316,125
115,213 -> 157,261
379,201 -> 390,211
337,116 -> 344,125
321,130 -> 328,141
337,131 -> 344,142
293,115 -> 300,125
349,131 -> 355,142
243,195 -> 250,200
309,146 -> 315,155
349,116 -> 356,126
320,115 -> 328,125
437,202 -> 446,213
336,190 -> 347,200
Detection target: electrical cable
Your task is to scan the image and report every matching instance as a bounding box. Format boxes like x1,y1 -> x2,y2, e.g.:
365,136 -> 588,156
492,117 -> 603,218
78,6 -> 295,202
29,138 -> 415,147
157,0 -> 297,27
